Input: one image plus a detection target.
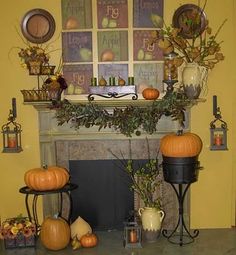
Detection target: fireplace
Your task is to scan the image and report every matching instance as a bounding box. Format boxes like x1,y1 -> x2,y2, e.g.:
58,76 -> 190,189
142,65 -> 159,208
36,105 -> 190,230
69,159 -> 134,230
44,139 -> 181,230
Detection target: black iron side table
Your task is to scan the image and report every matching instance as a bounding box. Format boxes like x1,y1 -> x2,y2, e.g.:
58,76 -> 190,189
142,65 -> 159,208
19,183 -> 78,234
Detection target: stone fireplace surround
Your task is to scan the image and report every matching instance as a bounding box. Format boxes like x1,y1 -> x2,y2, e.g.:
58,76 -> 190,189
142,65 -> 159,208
34,101 -> 191,230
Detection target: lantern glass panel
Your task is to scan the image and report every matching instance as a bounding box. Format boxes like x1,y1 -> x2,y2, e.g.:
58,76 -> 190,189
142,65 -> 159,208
164,52 -> 178,81
213,131 -> 224,146
210,128 -> 227,151
7,133 -> 17,148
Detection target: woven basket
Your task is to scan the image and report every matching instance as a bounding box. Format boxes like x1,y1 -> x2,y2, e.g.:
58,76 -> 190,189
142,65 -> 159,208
21,89 -> 62,102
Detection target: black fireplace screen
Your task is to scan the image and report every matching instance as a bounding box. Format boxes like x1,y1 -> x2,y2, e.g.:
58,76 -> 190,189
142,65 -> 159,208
69,159 -> 136,231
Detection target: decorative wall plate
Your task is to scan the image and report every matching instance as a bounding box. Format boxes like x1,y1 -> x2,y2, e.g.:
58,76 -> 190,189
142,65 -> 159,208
21,9 -> 56,44
172,4 -> 207,39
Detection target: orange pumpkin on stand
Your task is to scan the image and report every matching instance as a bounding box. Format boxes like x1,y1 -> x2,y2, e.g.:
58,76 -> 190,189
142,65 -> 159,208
160,131 -> 203,157
24,165 -> 69,191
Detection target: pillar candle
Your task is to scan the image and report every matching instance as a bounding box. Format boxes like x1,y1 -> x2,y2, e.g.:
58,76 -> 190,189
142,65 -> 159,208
214,134 -> 222,146
8,137 -> 17,148
129,229 -> 137,243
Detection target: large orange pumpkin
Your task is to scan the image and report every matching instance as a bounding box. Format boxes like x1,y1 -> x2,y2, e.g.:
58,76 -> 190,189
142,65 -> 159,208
40,216 -> 71,251
24,165 -> 69,191
160,131 -> 202,157
142,87 -> 160,100
80,233 -> 98,248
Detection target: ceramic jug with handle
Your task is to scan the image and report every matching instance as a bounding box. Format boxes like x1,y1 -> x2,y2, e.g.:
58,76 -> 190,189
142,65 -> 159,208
138,207 -> 165,231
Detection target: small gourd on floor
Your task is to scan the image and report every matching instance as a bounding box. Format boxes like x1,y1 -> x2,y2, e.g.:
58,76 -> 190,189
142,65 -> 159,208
80,233 -> 98,248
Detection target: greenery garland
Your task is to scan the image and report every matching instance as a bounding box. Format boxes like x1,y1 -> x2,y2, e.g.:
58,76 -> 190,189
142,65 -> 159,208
54,92 -> 195,137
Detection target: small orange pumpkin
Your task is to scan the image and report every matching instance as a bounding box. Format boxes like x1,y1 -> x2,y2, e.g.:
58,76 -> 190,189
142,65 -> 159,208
80,233 -> 98,248
160,131 -> 202,157
142,87 -> 160,100
24,165 -> 69,191
40,216 -> 70,251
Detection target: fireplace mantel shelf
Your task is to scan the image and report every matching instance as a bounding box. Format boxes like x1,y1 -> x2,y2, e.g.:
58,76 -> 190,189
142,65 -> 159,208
24,97 -> 205,110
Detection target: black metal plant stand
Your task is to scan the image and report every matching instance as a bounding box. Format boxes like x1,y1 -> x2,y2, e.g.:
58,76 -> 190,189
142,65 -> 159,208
162,156 -> 201,246
162,183 -> 199,246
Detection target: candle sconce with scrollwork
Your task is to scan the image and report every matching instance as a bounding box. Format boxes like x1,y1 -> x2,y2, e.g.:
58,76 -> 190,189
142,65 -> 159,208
210,95 -> 228,151
1,98 -> 23,153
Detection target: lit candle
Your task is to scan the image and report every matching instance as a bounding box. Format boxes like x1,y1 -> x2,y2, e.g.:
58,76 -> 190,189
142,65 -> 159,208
214,134 -> 222,146
8,137 -> 16,148
129,229 -> 137,243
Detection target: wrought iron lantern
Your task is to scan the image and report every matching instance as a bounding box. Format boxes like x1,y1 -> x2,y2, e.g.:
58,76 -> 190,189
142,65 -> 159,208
123,221 -> 142,248
2,98 -> 23,153
210,95 -> 228,151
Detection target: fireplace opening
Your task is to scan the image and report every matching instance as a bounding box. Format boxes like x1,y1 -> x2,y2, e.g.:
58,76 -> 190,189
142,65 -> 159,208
69,159 -> 147,231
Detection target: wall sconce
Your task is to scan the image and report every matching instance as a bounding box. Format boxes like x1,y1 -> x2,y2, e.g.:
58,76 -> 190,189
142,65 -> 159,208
1,98 -> 23,153
123,221 -> 142,248
210,95 -> 228,151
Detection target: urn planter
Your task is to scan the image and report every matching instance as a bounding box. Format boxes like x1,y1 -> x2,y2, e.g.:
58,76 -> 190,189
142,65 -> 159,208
138,207 -> 165,243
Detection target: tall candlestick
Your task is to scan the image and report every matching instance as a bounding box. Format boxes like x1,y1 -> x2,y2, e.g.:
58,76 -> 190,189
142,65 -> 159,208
213,95 -> 217,116
12,98 -> 17,118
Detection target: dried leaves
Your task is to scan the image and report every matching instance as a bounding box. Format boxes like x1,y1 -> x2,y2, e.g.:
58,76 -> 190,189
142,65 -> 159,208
152,12 -> 227,69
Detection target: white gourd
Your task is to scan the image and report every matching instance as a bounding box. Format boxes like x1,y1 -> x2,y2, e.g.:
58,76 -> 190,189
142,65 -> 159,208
70,216 -> 92,240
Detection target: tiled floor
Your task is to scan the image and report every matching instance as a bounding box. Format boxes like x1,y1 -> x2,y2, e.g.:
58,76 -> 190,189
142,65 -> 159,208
0,229 -> 236,255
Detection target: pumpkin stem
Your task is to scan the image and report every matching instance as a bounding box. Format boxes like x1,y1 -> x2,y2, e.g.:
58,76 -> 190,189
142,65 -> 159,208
177,130 -> 183,136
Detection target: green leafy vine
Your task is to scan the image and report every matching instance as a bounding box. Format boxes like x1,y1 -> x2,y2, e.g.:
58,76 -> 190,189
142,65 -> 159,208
54,92 -> 196,137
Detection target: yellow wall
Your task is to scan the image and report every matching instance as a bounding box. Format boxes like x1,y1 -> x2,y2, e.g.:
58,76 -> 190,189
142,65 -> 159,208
0,0 -> 235,228
192,0 -> 236,228
0,0 -> 61,221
